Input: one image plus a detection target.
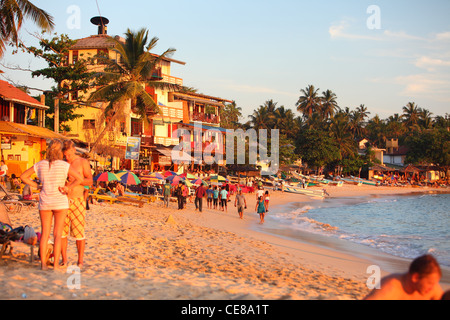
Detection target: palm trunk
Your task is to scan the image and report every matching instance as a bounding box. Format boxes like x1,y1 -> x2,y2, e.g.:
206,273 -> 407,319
88,111 -> 121,157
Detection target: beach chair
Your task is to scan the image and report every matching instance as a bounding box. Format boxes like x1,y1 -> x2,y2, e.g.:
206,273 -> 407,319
90,187 -> 118,205
116,196 -> 146,208
0,184 -> 38,212
0,205 -> 38,264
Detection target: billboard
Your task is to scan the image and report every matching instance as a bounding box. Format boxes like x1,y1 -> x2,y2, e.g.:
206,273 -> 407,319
125,137 -> 141,160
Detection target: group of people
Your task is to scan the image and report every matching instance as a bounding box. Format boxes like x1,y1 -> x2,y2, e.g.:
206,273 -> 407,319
19,139 -> 93,271
163,179 -> 270,224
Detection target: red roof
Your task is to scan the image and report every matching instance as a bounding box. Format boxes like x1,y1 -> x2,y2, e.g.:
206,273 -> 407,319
0,80 -> 46,108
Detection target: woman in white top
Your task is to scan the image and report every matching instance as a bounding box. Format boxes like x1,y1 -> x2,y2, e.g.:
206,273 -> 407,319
21,139 -> 83,271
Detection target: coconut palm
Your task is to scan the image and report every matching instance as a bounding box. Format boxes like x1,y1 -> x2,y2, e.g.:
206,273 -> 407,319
88,28 -> 181,153
296,85 -> 321,119
329,112 -> 356,159
320,89 -> 339,120
248,104 -> 273,131
419,108 -> 433,129
0,0 -> 54,57
402,102 -> 420,128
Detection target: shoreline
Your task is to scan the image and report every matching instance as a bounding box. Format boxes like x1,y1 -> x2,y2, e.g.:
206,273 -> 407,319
1,184 -> 448,300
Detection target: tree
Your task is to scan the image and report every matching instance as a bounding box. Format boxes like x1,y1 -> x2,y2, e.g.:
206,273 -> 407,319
220,101 -> 242,129
248,101 -> 276,131
320,89 -> 339,120
0,0 -> 54,58
404,129 -> 450,166
13,32 -> 93,132
88,28 -> 181,153
402,102 -> 420,128
296,128 -> 340,173
296,85 -> 321,119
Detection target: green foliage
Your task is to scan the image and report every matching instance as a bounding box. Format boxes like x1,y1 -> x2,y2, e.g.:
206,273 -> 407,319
404,129 -> 450,166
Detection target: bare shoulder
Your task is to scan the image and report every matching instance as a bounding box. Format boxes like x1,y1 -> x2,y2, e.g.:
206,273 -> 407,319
364,274 -> 403,300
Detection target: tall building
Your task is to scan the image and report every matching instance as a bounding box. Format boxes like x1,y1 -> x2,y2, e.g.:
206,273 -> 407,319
65,17 -> 231,171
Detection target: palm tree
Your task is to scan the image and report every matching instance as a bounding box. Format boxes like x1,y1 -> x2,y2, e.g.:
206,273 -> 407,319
88,28 -> 181,153
0,0 -> 54,57
356,104 -> 370,122
248,104 -> 273,131
419,108 -> 433,129
320,89 -> 339,120
296,85 -> 321,119
329,112 -> 355,159
402,102 -> 420,128
220,101 -> 242,129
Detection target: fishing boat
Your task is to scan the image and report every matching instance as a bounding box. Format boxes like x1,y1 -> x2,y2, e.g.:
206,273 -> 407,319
341,178 -> 363,186
280,183 -> 326,199
292,172 -> 343,187
350,176 -> 377,186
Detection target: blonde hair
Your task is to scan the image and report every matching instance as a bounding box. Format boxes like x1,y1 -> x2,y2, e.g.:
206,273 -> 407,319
46,139 -> 64,167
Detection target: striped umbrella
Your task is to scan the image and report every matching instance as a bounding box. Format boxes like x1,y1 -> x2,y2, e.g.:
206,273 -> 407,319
119,171 -> 141,185
192,178 -> 207,186
164,171 -> 177,177
94,172 -> 119,182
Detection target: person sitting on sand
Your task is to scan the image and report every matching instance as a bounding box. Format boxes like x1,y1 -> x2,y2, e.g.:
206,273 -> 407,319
364,254 -> 444,300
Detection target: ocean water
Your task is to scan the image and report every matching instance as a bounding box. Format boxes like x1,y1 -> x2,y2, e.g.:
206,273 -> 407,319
263,192 -> 450,267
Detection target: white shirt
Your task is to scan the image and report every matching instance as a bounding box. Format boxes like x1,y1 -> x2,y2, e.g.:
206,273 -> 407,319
34,160 -> 70,210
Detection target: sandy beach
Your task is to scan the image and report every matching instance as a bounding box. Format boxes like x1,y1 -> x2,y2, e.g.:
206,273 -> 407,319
1,184 -> 449,300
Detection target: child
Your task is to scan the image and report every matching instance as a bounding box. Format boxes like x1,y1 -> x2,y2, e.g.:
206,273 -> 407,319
255,196 -> 266,224
264,190 -> 270,212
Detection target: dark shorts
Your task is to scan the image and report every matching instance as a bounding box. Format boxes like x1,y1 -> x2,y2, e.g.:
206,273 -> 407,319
220,199 -> 227,207
207,197 -> 213,203
237,206 -> 244,213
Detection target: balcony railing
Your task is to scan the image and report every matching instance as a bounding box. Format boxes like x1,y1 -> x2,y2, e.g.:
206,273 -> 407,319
162,74 -> 183,86
192,112 -> 219,124
140,135 -> 179,147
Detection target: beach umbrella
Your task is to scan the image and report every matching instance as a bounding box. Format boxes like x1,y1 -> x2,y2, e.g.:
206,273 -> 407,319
149,172 -> 164,180
169,175 -> 185,186
208,175 -> 228,182
164,171 -> 177,177
119,171 -> 141,185
94,172 -> 119,182
180,172 -> 197,180
192,178 -> 207,186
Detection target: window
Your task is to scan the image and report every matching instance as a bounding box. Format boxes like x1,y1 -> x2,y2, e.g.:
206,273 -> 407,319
131,119 -> 142,136
72,50 -> 79,64
83,119 -> 95,129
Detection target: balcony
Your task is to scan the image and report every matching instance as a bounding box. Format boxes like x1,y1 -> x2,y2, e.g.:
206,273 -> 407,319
140,135 -> 179,147
192,112 -> 219,125
162,74 -> 183,86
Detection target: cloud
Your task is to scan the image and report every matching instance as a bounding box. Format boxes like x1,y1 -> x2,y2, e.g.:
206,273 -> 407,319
394,73 -> 450,101
329,21 -> 381,41
415,56 -> 450,72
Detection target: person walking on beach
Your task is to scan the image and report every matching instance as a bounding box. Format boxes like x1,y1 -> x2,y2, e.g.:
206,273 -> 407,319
255,196 -> 266,224
213,186 -> 219,209
364,254 -> 444,300
20,139 -> 83,271
234,189 -> 247,219
195,183 -> 206,212
163,180 -> 171,208
264,190 -> 270,212
60,140 -> 93,269
220,186 -> 228,212
206,185 -> 214,209
176,181 -> 183,210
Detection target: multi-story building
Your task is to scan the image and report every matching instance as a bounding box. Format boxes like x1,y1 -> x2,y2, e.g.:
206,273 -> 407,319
0,79 -> 67,176
66,17 -> 231,172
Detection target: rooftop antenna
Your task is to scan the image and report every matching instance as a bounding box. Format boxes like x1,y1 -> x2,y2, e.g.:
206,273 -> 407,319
90,16 -> 109,35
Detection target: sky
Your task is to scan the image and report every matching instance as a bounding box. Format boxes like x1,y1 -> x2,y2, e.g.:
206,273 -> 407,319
1,0 -> 449,121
